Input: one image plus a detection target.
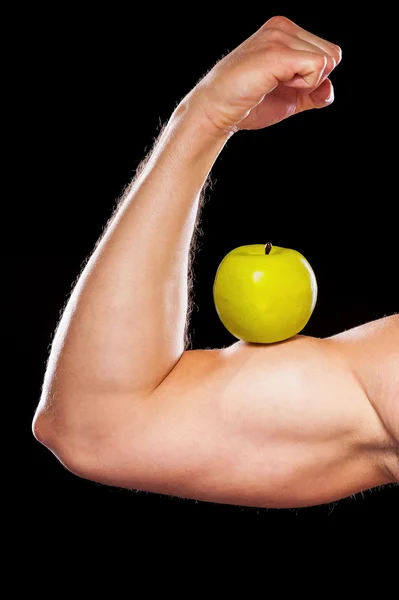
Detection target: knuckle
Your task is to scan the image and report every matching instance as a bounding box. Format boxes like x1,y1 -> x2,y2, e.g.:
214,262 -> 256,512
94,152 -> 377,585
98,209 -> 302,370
325,53 -> 336,69
262,27 -> 285,43
314,53 -> 327,69
265,15 -> 291,29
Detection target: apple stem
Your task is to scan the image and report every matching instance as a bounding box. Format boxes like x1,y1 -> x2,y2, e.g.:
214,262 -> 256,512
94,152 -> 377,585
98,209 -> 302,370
265,242 -> 272,255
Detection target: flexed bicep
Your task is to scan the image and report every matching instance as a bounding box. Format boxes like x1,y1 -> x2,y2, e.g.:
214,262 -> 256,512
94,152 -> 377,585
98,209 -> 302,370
71,334 -> 392,508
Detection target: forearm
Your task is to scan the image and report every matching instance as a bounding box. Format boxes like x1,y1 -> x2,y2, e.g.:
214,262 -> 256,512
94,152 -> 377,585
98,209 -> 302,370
39,97 -> 228,410
35,16 -> 342,423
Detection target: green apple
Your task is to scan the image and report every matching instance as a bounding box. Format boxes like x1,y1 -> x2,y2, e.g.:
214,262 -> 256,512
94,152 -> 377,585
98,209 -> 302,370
213,243 -> 317,343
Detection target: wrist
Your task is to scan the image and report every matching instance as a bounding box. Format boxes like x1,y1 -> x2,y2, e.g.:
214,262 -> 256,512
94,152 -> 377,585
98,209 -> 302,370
171,90 -> 233,146
147,93 -> 231,180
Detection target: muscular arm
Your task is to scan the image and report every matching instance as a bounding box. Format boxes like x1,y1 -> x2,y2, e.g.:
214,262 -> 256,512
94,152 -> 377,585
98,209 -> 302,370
33,17 -> 398,508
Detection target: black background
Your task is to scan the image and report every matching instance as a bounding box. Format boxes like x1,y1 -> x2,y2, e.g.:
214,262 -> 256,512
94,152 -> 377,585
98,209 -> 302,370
13,4 -> 398,548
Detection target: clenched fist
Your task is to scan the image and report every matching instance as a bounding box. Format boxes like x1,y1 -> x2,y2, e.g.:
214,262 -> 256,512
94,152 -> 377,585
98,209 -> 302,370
188,16 -> 342,135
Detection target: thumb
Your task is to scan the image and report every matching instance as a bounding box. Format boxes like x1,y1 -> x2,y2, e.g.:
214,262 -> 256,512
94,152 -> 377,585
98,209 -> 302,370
306,78 -> 335,109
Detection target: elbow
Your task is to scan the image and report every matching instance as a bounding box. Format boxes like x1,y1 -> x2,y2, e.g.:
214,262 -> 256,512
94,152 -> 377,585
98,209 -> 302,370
32,390 -> 145,488
32,408 -> 100,482
32,409 -> 52,447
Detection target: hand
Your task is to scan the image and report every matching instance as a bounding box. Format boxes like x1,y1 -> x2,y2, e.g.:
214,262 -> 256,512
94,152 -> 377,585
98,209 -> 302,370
190,16 -> 342,134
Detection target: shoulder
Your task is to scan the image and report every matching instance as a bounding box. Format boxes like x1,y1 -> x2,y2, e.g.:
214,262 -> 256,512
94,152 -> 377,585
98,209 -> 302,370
327,315 -> 399,443
326,314 -> 399,480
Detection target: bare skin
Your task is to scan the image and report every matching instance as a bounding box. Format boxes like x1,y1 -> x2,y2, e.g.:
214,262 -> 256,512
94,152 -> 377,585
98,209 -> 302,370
32,16 -> 399,508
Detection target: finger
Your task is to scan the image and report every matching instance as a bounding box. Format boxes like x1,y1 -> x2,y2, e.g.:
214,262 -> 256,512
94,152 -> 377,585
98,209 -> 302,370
263,29 -> 337,90
274,48 -> 328,92
296,26 -> 342,66
264,16 -> 342,65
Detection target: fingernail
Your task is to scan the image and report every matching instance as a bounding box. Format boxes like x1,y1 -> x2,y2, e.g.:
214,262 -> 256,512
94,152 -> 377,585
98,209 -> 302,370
325,88 -> 334,103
